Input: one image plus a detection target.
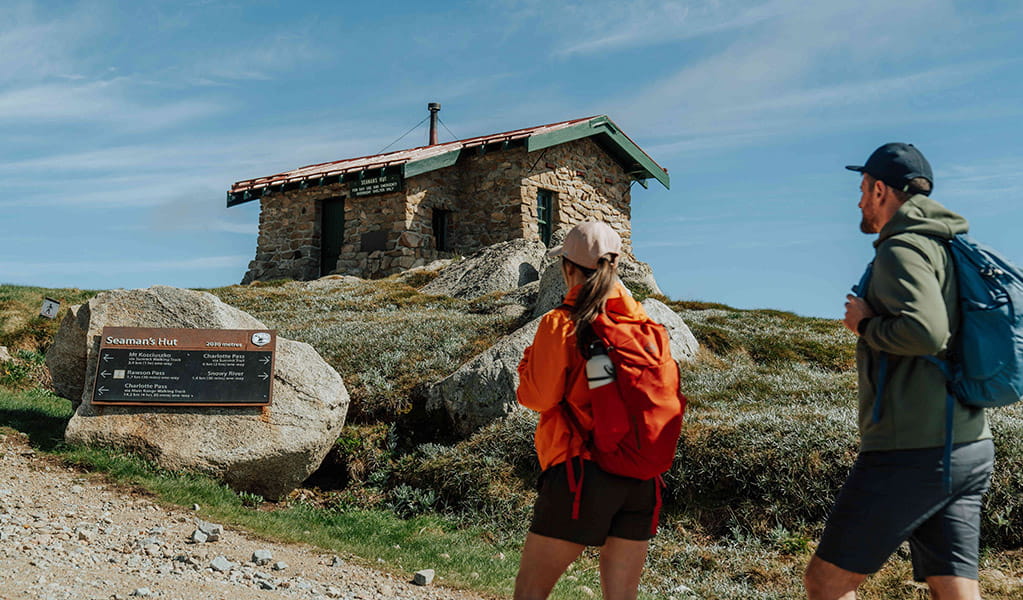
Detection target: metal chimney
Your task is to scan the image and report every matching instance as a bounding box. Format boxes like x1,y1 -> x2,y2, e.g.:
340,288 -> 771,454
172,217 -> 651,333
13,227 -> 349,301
428,102 -> 441,145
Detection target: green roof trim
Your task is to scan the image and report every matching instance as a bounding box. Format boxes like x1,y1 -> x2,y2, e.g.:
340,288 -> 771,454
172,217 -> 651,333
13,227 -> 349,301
526,116 -> 669,190
403,148 -> 462,179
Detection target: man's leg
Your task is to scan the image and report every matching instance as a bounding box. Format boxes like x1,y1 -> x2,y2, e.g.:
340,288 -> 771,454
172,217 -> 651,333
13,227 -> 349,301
925,576 -> 981,600
804,555 -> 867,600
514,532 -> 586,600
599,536 -> 649,600
909,440 -> 994,600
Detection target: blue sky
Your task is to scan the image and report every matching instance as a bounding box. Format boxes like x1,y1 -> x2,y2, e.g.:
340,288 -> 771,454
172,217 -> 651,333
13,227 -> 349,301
2,0 -> 1022,318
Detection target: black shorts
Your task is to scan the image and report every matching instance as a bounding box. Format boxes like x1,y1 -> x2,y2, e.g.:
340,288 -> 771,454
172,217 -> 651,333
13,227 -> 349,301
529,459 -> 658,546
816,439 -> 994,581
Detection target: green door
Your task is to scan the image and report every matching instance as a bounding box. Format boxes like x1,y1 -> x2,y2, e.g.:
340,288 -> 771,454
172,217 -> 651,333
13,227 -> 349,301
320,197 -> 345,276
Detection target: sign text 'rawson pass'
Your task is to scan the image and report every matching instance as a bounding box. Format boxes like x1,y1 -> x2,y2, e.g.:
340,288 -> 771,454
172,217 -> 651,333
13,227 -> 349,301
92,327 -> 276,407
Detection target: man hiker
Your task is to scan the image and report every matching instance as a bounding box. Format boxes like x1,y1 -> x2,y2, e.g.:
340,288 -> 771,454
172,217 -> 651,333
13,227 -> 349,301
804,143 -> 994,600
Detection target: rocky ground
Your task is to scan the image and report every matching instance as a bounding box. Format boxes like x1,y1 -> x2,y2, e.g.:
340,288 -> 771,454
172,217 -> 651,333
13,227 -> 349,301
0,432 -> 490,600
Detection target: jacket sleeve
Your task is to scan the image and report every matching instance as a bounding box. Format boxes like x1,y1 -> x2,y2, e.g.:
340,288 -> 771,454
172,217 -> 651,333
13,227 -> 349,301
861,238 -> 950,356
517,313 -> 575,413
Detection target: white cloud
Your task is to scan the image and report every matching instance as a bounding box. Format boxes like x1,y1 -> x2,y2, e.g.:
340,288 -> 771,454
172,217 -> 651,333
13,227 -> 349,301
553,0 -> 790,57
596,1 -> 1023,155
0,79 -> 223,129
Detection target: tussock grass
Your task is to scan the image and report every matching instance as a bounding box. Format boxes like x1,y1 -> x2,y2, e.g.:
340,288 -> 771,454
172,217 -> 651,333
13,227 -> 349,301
208,278 -> 517,422
0,284 -> 98,353
3,280 -> 1023,598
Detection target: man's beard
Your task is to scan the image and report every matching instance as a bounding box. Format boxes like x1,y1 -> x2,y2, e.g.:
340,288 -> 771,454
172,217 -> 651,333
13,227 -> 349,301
860,218 -> 876,234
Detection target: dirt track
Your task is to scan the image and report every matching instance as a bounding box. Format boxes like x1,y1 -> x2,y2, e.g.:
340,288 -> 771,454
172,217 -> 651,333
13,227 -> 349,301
0,431 -> 488,600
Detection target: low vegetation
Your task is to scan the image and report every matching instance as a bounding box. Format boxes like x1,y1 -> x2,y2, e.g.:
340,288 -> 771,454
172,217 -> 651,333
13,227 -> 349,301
2,279 -> 1021,599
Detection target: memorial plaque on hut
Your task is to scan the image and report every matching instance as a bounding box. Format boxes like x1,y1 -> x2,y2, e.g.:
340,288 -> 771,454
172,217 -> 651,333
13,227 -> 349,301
92,326 -> 276,406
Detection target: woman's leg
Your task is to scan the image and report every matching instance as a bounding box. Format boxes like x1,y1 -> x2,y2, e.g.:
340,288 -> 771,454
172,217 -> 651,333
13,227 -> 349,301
514,532 -> 587,600
599,536 -> 649,600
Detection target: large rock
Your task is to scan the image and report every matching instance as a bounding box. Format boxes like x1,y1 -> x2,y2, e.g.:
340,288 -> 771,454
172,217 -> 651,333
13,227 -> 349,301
641,298 -> 699,363
420,239 -> 546,299
429,299 -> 698,437
47,286 -> 348,500
426,316 -> 543,437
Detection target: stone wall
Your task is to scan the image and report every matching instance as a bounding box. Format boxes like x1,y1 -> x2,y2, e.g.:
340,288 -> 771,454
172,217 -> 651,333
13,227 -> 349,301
518,138 -> 633,252
242,136 -> 635,283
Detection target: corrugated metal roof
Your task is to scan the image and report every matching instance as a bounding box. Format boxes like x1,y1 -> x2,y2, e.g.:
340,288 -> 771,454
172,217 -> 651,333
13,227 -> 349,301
227,115 -> 668,206
230,116 -> 592,195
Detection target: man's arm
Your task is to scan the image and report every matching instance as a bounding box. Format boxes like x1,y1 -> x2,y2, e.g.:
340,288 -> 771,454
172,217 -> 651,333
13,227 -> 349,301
858,238 -> 950,356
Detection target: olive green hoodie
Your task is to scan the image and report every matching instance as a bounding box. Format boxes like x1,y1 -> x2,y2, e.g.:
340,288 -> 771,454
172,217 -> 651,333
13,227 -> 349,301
857,194 -> 991,451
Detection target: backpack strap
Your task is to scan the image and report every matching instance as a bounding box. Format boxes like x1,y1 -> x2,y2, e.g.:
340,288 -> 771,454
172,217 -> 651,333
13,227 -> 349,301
651,475 -> 664,536
559,358 -> 592,521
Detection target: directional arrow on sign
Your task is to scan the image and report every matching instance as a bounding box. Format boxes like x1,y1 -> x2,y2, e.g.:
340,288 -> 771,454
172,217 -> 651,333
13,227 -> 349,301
259,373 -> 269,380
100,370 -> 111,378
102,354 -> 113,362
97,386 -> 109,396
260,356 -> 271,365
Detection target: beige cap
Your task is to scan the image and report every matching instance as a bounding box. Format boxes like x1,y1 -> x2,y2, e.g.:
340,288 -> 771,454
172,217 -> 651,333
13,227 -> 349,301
546,221 -> 622,270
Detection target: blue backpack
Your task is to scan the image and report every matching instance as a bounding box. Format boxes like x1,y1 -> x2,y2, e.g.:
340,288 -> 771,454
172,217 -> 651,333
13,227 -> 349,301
928,234 -> 1023,408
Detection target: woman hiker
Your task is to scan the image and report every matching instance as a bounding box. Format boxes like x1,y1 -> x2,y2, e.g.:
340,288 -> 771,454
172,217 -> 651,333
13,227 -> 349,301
513,221 -> 683,600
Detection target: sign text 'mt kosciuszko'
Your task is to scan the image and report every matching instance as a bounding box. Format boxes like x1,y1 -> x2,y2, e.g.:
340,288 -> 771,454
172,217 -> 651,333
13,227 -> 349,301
92,327 -> 276,407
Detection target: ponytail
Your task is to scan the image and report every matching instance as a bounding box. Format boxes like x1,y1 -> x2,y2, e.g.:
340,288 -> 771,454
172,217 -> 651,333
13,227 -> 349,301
566,255 -> 618,355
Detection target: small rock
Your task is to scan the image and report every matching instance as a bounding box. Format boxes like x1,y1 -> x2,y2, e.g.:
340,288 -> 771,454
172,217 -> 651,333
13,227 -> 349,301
69,486 -> 84,495
189,529 -> 208,544
259,581 -> 276,590
252,549 -> 272,565
131,588 -> 151,597
196,520 -> 222,541
670,583 -> 694,595
272,561 -> 288,571
329,555 -> 342,567
192,504 -> 200,511
413,569 -> 436,586
210,555 -> 235,572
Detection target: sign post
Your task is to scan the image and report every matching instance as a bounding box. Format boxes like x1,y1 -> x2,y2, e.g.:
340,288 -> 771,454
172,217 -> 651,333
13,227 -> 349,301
92,327 -> 275,407
39,297 -> 60,319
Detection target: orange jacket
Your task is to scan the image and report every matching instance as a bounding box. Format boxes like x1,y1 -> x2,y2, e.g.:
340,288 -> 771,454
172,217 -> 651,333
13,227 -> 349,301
516,282 -> 649,470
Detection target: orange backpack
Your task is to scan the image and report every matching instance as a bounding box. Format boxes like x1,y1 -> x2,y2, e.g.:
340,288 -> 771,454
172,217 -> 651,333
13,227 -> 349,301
559,307 -> 687,532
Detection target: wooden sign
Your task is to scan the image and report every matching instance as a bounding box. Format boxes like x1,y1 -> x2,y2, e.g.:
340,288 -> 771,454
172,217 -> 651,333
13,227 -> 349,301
91,327 -> 276,407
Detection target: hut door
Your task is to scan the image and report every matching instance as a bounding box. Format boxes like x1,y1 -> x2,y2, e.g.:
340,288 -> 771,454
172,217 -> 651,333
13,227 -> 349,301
320,197 -> 345,276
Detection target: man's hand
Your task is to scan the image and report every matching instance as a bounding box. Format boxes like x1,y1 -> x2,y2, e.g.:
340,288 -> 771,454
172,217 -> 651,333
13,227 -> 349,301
843,294 -> 876,335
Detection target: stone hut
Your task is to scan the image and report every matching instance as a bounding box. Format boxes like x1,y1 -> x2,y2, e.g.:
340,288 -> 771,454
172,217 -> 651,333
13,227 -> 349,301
227,114 -> 669,283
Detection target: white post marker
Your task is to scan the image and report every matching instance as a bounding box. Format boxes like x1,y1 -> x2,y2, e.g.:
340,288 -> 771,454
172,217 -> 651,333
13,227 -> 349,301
39,297 -> 61,319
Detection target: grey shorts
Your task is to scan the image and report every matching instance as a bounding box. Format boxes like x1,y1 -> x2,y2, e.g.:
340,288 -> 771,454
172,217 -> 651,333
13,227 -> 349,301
816,439 -> 994,581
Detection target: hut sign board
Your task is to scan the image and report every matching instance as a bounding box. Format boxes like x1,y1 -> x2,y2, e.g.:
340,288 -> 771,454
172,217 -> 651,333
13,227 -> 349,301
350,173 -> 403,197
92,326 -> 275,407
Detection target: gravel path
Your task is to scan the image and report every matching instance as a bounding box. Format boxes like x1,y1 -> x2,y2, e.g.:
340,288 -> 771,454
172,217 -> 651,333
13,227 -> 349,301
0,431 -> 491,600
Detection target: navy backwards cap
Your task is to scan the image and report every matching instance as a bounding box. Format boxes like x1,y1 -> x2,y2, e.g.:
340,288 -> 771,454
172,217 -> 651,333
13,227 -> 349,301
846,142 -> 933,195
